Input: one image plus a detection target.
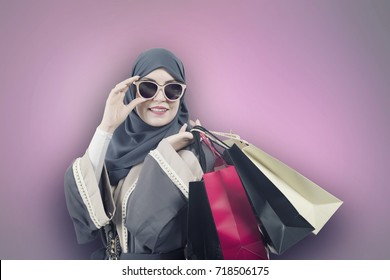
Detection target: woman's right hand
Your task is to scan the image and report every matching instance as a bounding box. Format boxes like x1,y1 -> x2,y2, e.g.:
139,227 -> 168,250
98,76 -> 147,134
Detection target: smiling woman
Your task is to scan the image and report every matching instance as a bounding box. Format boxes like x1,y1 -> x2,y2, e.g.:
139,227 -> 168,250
63,48 -> 215,259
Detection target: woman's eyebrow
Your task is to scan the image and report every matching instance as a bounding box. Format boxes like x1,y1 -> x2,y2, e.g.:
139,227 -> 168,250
140,77 -> 177,84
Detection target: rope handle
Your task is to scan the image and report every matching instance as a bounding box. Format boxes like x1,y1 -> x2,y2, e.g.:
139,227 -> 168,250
210,130 -> 250,145
190,127 -> 230,150
191,126 -> 250,147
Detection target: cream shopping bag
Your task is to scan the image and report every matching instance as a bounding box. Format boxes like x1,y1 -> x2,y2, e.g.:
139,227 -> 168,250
217,134 -> 343,235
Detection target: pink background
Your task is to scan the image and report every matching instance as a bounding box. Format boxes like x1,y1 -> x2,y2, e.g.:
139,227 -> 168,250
1,0 -> 389,259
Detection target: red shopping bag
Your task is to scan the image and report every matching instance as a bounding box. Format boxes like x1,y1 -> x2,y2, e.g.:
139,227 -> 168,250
186,130 -> 268,260
205,165 -> 268,259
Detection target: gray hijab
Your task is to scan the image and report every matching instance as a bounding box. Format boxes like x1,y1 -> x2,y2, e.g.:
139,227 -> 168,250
105,48 -> 189,186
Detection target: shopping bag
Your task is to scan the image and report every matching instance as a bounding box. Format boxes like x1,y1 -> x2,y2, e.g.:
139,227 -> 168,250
187,180 -> 223,260
191,126 -> 315,255
186,131 -> 268,260
223,138 -> 343,235
226,144 -> 314,254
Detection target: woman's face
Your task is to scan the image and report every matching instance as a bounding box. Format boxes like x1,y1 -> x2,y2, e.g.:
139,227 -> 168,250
135,68 -> 182,127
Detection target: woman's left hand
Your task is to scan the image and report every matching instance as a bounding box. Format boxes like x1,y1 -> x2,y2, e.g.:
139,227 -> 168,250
166,123 -> 194,151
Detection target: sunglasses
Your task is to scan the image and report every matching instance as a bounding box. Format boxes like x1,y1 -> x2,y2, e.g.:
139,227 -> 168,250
133,80 -> 186,101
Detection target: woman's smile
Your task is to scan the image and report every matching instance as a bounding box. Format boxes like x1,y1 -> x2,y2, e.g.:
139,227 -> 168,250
148,105 -> 169,115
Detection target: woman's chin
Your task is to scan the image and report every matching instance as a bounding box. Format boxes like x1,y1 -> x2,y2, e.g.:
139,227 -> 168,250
142,110 -> 176,127
144,117 -> 173,127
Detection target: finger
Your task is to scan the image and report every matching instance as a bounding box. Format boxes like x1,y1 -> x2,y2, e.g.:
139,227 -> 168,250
126,97 -> 148,111
121,75 -> 141,85
195,119 -> 201,126
111,76 -> 140,94
110,83 -> 129,95
176,131 -> 193,140
184,131 -> 194,140
179,123 -> 188,133
181,131 -> 194,141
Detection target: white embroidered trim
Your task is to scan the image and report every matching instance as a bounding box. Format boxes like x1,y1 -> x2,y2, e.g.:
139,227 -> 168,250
121,180 -> 137,253
150,150 -> 189,198
72,158 -> 103,229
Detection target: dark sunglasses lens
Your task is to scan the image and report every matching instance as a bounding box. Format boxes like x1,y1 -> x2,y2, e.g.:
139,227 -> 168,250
139,82 -> 157,98
165,84 -> 183,100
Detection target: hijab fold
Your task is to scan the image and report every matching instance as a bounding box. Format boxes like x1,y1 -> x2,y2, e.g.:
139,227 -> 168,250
105,48 -> 189,185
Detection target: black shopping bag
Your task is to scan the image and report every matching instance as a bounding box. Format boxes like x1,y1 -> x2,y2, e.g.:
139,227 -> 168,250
186,181 -> 223,259
225,144 -> 314,255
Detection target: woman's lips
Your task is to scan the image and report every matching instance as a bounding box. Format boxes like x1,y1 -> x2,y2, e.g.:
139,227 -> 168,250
149,106 -> 169,115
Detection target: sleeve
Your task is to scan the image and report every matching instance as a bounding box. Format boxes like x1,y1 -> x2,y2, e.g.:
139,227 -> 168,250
87,127 -> 113,183
125,139 -> 205,253
64,152 -> 116,244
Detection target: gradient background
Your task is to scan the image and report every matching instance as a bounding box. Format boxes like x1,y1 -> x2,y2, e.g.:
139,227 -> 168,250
1,0 -> 389,260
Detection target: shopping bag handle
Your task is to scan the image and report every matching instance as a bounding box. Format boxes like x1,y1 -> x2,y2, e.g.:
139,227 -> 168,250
190,126 -> 231,150
191,125 -> 234,172
209,130 -> 250,145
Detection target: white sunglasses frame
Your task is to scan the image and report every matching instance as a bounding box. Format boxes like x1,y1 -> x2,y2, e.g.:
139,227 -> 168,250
133,80 -> 187,101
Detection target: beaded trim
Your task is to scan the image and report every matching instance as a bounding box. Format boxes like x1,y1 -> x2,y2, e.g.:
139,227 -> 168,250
72,158 -> 103,229
121,180 -> 137,253
150,150 -> 189,198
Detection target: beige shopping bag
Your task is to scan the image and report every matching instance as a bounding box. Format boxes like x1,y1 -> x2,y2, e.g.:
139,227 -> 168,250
217,134 -> 343,235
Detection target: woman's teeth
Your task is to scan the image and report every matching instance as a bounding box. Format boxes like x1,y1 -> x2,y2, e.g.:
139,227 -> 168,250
150,108 -> 167,112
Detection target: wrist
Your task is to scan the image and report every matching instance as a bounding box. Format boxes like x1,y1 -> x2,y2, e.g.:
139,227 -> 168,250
98,123 -> 116,134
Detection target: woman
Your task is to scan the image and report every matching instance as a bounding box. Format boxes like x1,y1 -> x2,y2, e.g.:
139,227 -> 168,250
64,48 -> 214,259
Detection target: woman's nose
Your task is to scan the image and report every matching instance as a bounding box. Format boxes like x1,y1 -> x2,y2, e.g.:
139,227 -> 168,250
153,88 -> 166,101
